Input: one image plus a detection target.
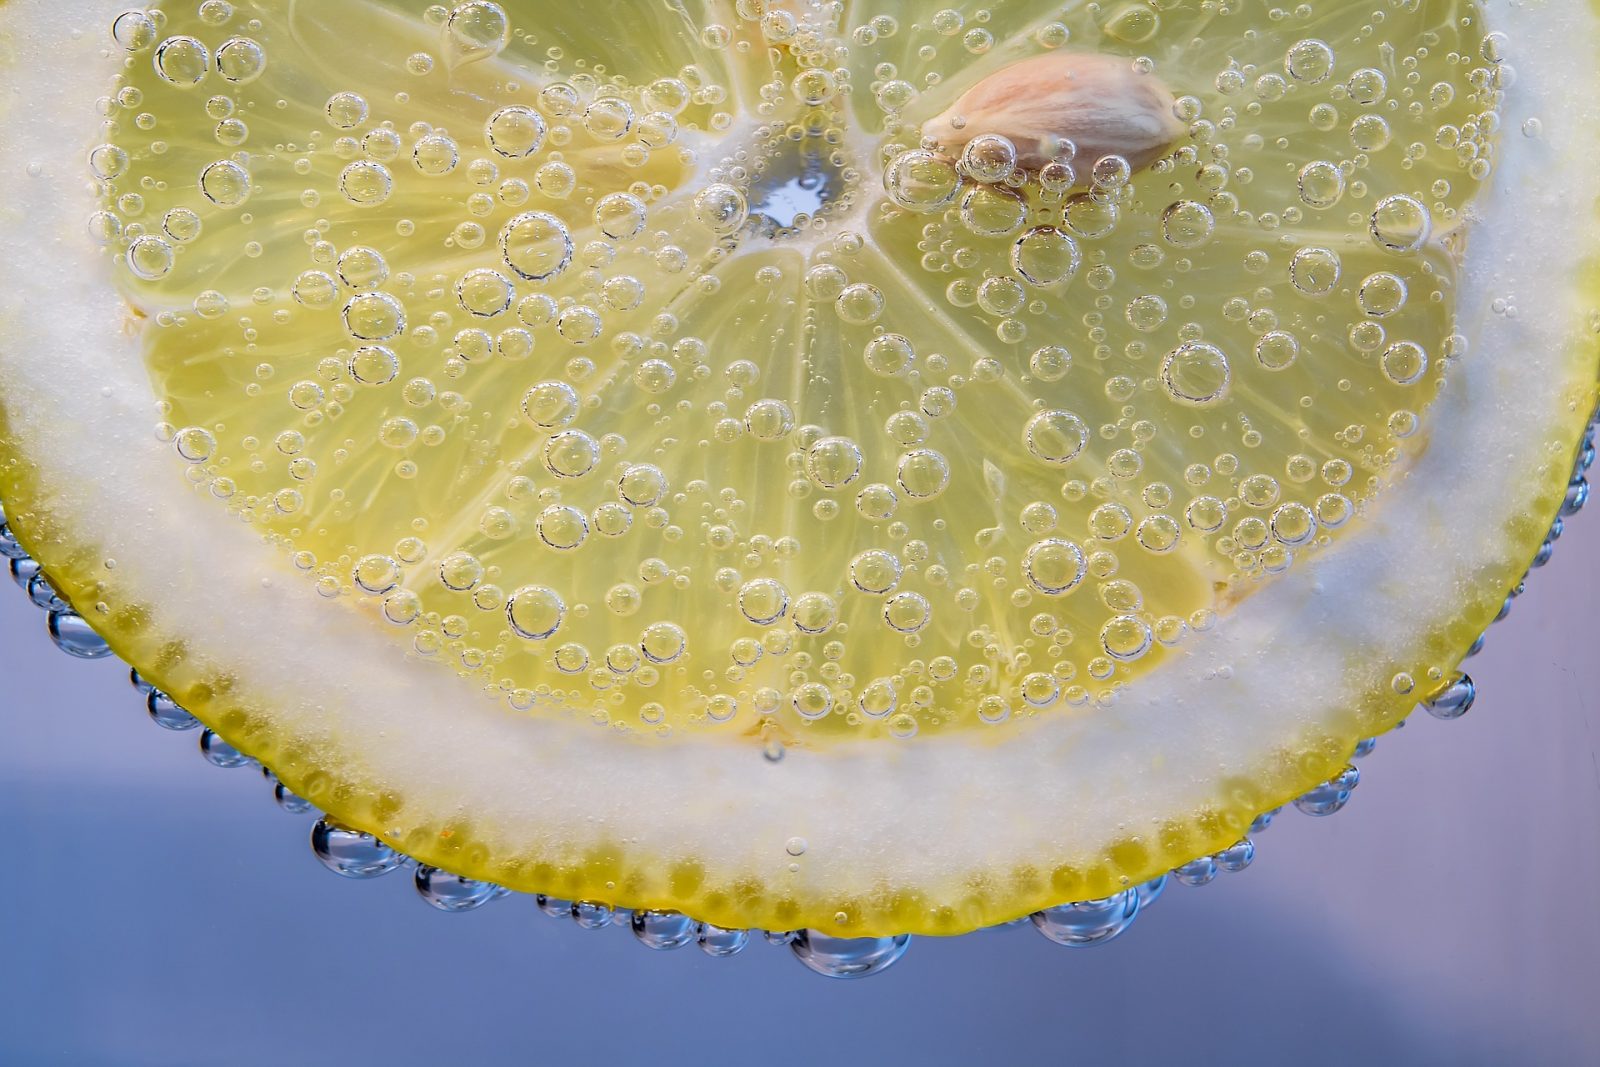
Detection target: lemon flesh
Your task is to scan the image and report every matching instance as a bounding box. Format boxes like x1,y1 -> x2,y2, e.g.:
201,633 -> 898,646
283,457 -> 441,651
0,0 -> 1595,935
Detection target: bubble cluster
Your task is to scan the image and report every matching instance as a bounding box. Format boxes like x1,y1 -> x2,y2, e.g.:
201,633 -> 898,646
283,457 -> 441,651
99,0 -> 1503,746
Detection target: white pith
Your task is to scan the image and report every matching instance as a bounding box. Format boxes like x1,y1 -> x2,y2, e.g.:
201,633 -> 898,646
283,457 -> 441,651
1,0 -> 1596,924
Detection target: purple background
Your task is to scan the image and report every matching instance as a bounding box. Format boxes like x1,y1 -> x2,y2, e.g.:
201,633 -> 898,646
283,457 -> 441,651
1,516 -> 1596,1065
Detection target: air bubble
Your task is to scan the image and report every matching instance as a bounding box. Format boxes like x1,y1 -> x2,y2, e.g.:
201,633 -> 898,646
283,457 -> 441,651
342,292 -> 407,341
1161,200 -> 1214,248
444,1 -> 511,65
1023,538 -> 1087,595
1285,38 -> 1336,84
326,91 -> 369,129
486,105 -> 546,158
694,183 -> 749,236
154,36 -> 210,87
1161,342 -> 1231,404
1012,227 -> 1081,287
112,10 -> 158,52
595,193 -> 646,240
884,149 -> 960,213
739,578 -> 790,625
339,161 -> 393,206
126,235 -> 174,280
506,585 -> 565,640
1370,194 -> 1432,253
199,159 -> 251,206
215,37 -> 266,84
1024,410 -> 1089,465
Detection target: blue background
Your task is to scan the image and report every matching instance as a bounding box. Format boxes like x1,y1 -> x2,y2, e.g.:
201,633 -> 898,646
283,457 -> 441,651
2,517 -> 1597,1065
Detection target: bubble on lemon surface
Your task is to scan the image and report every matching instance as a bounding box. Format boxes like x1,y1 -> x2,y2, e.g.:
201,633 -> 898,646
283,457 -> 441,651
87,0 -> 1511,750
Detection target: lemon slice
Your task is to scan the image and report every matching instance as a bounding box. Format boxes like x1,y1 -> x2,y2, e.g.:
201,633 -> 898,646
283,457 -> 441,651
0,0 -> 1595,937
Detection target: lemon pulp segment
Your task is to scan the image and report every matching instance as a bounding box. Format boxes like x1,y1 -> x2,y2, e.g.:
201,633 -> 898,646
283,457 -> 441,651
0,0 -> 1595,935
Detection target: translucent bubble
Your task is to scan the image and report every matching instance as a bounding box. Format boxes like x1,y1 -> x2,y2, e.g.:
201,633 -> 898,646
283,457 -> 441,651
1101,614 -> 1153,661
1161,200 -> 1214,248
349,345 -> 400,385
960,185 -> 1027,238
792,592 -> 838,635
162,207 -> 202,243
583,98 -> 635,141
1297,160 -> 1346,208
618,463 -> 668,507
311,819 -> 403,879
174,426 -> 216,463
960,134 -> 1018,184
501,212 -> 572,281
1029,345 -> 1072,381
895,449 -> 949,499
535,505 -> 587,549
486,105 -> 546,158
836,284 -> 884,325
1024,410 -> 1088,465
1271,502 -> 1318,546
333,247 -> 387,291
199,159 -> 251,206
1012,227 -> 1081,287
339,161 -> 393,206
850,549 -> 902,595
1136,513 -> 1180,553
354,554 -> 401,594
855,483 -> 899,522
792,67 -> 838,105
438,552 -> 484,591
595,193 -> 647,240
543,429 -> 599,478
125,235 -> 174,280
456,268 -> 514,317
414,867 -> 498,912
1358,272 -> 1408,317
215,36 -> 266,83
884,149 -> 960,213
342,292 -> 407,341
739,578 -> 790,625
1370,195 -> 1432,253
807,436 -> 864,490
639,621 -> 686,664
89,143 -> 129,180
792,683 -> 833,720
1347,67 -> 1387,104
507,585 -> 565,640
631,910 -> 698,950
413,133 -> 460,175
694,183 -> 748,236
1381,341 -> 1428,385
1289,246 -> 1341,296
1285,38 -> 1335,83
745,398 -> 795,441
884,592 -> 930,633
1161,342 -> 1231,404
556,305 -> 603,344
87,211 -> 122,245
326,91 -> 369,130
154,36 -> 210,87
1023,538 -> 1086,595
292,271 -> 338,308
112,11 -> 158,52
1255,331 -> 1300,371
444,1 -> 511,64
863,334 -> 915,377
1349,113 -> 1391,152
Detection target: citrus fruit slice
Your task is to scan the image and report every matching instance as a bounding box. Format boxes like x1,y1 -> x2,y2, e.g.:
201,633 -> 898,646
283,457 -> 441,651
0,0 -> 1595,938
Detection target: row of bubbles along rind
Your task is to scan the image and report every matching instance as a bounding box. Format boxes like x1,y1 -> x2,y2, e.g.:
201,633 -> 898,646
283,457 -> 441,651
0,417 -> 1591,977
